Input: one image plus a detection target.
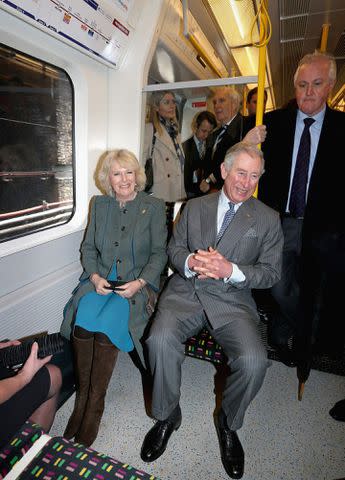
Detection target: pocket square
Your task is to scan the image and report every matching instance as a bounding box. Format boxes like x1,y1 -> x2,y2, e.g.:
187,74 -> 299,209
244,228 -> 257,238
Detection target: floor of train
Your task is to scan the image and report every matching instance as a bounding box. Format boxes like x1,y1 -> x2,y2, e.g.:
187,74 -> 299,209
51,351 -> 345,480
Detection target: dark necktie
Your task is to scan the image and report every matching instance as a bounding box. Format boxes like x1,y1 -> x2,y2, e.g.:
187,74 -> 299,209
198,140 -> 206,159
288,117 -> 315,218
216,202 -> 235,242
213,125 -> 227,151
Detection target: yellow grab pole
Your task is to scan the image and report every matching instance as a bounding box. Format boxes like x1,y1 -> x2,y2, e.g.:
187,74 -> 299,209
254,0 -> 268,197
320,24 -> 330,52
255,0 -> 268,132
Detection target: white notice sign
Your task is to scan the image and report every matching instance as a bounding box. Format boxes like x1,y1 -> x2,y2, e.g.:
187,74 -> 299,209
0,0 -> 135,67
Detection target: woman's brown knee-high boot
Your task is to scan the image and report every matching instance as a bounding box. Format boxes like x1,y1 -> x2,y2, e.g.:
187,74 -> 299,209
64,336 -> 94,439
75,340 -> 118,447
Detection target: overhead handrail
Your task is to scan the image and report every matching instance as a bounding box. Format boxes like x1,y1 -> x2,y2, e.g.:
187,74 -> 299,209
182,0 -> 223,78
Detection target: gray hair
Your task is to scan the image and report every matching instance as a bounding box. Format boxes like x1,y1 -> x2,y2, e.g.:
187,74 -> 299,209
96,149 -> 146,196
294,51 -> 337,85
223,142 -> 265,175
209,86 -> 241,112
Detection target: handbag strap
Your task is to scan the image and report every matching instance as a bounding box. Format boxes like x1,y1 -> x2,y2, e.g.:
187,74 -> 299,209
150,125 -> 156,158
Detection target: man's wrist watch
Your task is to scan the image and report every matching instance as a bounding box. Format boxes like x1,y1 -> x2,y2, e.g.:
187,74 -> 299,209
205,177 -> 211,184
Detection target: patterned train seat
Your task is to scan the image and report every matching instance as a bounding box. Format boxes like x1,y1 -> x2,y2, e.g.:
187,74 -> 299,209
18,436 -> 160,480
0,422 -> 44,479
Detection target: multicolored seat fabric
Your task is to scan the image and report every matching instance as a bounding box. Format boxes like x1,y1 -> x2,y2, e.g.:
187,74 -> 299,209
184,328 -> 226,364
0,421 -> 44,479
19,436 -> 160,480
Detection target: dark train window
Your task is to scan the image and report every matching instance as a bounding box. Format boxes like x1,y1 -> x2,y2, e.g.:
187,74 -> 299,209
0,43 -> 74,243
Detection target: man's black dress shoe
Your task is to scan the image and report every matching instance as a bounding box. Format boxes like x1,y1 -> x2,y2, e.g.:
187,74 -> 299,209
329,399 -> 345,421
141,405 -> 182,462
216,409 -> 244,479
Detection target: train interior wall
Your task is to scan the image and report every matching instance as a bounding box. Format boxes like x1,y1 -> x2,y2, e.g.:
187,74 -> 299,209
0,0 -> 162,340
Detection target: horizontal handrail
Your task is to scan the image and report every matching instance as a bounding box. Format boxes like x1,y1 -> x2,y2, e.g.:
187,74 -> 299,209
0,201 -> 73,221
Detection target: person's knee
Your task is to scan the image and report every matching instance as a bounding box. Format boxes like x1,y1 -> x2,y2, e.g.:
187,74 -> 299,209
234,349 -> 268,380
46,364 -> 62,397
146,323 -> 182,356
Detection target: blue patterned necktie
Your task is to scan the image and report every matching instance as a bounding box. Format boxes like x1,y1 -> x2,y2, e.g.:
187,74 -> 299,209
216,202 -> 235,243
288,117 -> 315,218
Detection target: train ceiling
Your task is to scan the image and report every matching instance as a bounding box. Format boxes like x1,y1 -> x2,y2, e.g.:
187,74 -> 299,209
148,0 -> 345,110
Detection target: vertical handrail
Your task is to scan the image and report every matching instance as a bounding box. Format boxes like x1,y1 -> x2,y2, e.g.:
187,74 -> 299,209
255,0 -> 269,133
320,23 -> 330,52
251,0 -> 271,197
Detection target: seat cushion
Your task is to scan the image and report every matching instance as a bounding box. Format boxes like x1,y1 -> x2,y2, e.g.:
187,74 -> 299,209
184,328 -> 226,364
19,436 -> 160,480
0,422 -> 44,479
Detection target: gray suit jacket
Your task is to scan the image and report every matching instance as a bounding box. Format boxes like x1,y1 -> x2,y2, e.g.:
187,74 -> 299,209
160,192 -> 283,329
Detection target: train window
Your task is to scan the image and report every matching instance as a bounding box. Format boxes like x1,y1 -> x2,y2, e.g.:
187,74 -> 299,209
0,43 -> 74,243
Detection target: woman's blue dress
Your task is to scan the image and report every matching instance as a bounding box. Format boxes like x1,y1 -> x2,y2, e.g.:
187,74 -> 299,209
74,263 -> 134,351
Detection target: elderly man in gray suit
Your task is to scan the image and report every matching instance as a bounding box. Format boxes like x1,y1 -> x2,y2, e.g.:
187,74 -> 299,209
140,142 -> 283,479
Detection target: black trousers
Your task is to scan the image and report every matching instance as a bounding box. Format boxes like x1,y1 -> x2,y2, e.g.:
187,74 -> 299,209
269,217 -> 303,345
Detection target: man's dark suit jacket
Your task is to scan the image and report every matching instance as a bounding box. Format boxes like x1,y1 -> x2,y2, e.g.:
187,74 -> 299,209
203,113 -> 249,189
182,136 -> 204,198
259,105 -> 345,354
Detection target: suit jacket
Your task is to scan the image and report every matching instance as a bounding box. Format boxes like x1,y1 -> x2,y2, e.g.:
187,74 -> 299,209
259,105 -> 345,351
260,106 -> 345,234
160,192 -> 283,329
60,192 -> 168,362
203,113 -> 249,188
182,136 -> 206,197
143,123 -> 186,202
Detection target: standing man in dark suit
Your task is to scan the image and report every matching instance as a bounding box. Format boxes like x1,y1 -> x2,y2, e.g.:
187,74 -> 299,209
259,52 -> 345,372
140,142 -> 283,479
201,86 -> 266,193
183,110 -> 217,198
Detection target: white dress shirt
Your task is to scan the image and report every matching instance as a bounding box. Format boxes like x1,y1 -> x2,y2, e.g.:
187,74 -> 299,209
286,106 -> 325,212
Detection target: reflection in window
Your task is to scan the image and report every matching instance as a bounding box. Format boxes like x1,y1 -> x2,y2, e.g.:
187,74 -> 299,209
0,43 -> 74,242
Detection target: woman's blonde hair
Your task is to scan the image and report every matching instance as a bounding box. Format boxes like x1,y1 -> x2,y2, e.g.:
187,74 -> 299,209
149,90 -> 178,136
95,149 -> 146,196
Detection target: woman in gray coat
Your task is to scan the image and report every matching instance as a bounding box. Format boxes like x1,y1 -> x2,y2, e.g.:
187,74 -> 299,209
60,149 -> 167,447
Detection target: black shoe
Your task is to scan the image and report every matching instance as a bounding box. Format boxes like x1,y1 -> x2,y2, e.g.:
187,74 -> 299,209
329,399 -> 345,422
216,409 -> 244,479
272,344 -> 296,367
140,405 -> 182,462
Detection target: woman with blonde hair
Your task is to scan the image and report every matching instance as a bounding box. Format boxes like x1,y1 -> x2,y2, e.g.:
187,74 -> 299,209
61,149 -> 167,447
143,91 -> 186,202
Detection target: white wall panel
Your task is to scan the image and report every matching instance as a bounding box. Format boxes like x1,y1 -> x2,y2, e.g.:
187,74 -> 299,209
0,263 -> 81,341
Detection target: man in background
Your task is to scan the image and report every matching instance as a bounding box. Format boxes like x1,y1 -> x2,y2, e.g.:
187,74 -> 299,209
246,86 -> 267,117
200,86 -> 265,194
183,110 -> 217,198
259,52 -> 345,383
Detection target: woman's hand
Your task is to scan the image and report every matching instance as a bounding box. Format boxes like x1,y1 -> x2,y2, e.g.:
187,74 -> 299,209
114,280 -> 144,299
18,342 -> 51,386
90,273 -> 113,295
0,340 -> 21,349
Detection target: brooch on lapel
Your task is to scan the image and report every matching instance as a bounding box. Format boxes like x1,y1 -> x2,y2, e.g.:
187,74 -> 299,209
142,209 -> 147,214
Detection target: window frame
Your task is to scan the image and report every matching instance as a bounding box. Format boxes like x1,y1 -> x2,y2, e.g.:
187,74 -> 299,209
0,27 -> 89,259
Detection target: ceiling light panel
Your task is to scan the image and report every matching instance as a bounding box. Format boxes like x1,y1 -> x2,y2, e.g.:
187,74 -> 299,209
207,0 -> 260,48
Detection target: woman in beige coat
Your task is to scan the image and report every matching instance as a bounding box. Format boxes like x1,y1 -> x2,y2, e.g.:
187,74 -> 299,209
144,91 -> 186,202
